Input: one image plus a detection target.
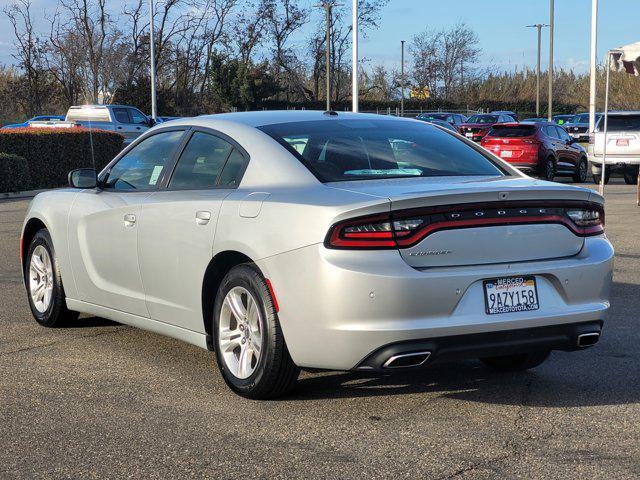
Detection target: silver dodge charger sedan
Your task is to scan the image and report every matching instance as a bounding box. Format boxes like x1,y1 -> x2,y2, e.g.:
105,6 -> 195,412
21,111 -> 613,399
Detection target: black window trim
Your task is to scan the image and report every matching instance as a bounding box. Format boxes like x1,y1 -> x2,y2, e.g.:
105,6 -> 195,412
160,126 -> 251,191
97,126 -> 189,193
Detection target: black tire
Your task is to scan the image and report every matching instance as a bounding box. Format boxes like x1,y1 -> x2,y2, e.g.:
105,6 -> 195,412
212,264 -> 299,399
25,229 -> 79,327
573,158 -> 588,183
592,172 -> 610,184
540,157 -> 555,181
623,167 -> 639,185
480,350 -> 550,372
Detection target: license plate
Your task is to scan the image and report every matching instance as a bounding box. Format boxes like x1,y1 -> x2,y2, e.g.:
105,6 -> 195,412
616,139 -> 629,147
465,132 -> 474,138
483,276 -> 539,315
500,150 -> 513,158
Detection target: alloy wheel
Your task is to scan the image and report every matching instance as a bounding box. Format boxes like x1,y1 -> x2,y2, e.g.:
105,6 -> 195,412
218,286 -> 264,379
29,245 -> 54,313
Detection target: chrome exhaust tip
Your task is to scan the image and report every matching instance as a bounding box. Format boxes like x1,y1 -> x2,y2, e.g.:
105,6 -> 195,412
577,332 -> 600,348
382,351 -> 431,369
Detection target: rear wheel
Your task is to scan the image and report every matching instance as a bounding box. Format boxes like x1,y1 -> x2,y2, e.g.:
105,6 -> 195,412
540,157 -> 555,181
213,264 -> 299,399
25,229 -> 79,327
480,351 -> 550,372
623,166 -> 639,185
572,158 -> 588,183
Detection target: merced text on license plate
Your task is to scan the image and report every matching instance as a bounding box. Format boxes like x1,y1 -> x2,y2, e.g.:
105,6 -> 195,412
483,276 -> 539,315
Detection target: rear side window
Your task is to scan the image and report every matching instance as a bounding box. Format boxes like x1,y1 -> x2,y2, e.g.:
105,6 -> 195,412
598,115 -> 640,132
169,132 -> 233,189
218,149 -> 248,188
113,108 -> 130,124
103,130 -> 184,190
259,119 -> 505,182
487,125 -> 536,137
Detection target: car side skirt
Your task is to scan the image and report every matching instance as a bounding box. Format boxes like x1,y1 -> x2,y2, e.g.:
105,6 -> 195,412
66,299 -> 209,350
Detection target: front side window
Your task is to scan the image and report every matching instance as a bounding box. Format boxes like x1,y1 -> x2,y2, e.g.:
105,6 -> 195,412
555,126 -> 572,142
259,119 -> 506,182
129,108 -> 148,125
102,130 -> 184,190
168,132 -> 233,189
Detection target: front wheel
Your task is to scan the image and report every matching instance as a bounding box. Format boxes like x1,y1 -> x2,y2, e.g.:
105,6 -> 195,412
213,264 -> 299,399
480,351 -> 550,372
25,229 -> 79,327
573,158 -> 588,183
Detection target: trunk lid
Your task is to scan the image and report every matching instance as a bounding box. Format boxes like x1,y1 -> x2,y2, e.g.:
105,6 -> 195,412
327,176 -> 594,268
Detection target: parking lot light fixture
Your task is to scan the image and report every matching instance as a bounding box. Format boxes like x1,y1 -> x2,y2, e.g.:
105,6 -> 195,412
526,24 -> 549,117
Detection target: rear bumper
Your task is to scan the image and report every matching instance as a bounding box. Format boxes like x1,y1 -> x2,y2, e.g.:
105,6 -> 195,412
589,154 -> 640,169
356,320 -> 602,371
257,236 -> 613,370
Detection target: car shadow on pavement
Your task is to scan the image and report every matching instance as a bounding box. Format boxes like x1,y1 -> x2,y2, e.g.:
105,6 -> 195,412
58,315 -> 120,329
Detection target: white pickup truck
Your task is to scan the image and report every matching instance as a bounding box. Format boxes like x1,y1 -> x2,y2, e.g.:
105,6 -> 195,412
588,111 -> 640,184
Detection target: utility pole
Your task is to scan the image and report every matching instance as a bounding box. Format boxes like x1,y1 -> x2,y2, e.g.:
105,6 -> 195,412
548,0 -> 554,121
321,1 -> 333,112
148,0 -> 157,121
352,0 -> 358,112
400,40 -> 405,117
527,24 -> 548,117
589,0 -> 598,134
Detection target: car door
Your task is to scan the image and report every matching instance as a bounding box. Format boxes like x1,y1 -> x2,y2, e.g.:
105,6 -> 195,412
112,107 -> 138,144
128,107 -> 151,140
67,129 -> 186,317
555,125 -> 580,170
137,129 -> 249,332
552,125 -> 576,171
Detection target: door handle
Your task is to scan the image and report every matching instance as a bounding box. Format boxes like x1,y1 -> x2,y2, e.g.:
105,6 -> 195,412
195,211 -> 211,225
124,213 -> 136,227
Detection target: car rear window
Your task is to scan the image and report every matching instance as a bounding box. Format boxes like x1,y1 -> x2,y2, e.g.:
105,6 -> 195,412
466,115 -> 498,124
259,119 -> 506,182
487,125 -> 536,137
598,115 -> 640,132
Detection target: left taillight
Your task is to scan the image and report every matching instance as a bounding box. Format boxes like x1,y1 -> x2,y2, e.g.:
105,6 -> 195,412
326,213 -> 429,249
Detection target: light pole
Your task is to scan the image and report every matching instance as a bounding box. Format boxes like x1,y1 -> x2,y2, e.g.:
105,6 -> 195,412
318,1 -> 336,112
548,0 -> 554,122
400,40 -> 405,117
588,0 -> 598,134
352,0 -> 358,112
527,24 -> 548,117
148,0 -> 157,121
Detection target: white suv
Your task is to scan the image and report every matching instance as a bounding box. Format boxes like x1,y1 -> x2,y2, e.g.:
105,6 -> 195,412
588,111 -> 640,184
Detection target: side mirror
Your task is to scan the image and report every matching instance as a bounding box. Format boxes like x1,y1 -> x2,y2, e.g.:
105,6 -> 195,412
69,168 -> 97,189
148,117 -> 156,127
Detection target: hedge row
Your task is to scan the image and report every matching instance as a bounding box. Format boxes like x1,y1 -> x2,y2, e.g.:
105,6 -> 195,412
0,128 -> 124,193
0,153 -> 29,193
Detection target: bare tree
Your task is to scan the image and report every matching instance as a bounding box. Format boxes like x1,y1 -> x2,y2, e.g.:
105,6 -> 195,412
5,0 -> 52,114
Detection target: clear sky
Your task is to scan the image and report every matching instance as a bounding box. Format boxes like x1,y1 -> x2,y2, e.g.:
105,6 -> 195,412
0,0 -> 638,74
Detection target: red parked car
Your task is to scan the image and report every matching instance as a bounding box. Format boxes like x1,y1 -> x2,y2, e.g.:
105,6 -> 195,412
458,113 -> 516,142
481,122 -> 588,182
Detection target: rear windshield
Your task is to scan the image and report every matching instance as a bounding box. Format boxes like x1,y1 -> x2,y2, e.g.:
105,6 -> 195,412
487,125 -> 536,137
597,115 -> 640,132
466,115 -> 498,124
259,119 -> 505,182
571,113 -> 589,124
418,113 -> 449,121
66,108 -> 111,122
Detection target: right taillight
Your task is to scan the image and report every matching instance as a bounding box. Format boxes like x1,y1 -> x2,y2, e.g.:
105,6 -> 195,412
566,207 -> 605,235
589,134 -> 595,145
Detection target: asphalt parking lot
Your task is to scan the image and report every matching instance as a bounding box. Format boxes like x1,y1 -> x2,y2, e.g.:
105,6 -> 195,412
1,182 -> 639,479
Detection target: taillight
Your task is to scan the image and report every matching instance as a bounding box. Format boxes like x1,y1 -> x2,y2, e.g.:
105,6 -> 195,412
589,134 -> 595,145
326,201 -> 605,249
566,207 -> 605,235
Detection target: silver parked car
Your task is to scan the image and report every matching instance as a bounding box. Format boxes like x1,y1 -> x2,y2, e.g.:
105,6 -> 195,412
65,104 -> 154,144
21,111 -> 613,398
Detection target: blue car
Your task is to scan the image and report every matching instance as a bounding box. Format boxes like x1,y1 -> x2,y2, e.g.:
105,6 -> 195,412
2,115 -> 65,129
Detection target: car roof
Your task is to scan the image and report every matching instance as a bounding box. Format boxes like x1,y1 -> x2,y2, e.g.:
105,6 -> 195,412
170,110 -> 414,128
